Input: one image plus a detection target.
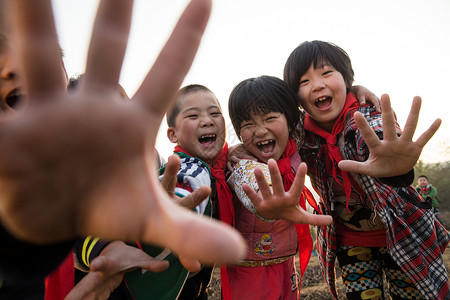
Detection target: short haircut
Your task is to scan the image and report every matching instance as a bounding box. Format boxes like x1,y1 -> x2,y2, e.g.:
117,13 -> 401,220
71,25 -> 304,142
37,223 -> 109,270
284,40 -> 354,95
418,175 -> 429,180
68,74 -> 128,99
228,75 -> 300,139
166,84 -> 215,128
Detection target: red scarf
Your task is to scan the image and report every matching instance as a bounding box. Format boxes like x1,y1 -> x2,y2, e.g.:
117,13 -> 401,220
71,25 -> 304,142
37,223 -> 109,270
276,138 -> 297,190
173,144 -> 234,300
173,144 -> 234,226
44,253 -> 74,300
304,93 -> 360,210
420,185 -> 431,195
274,138 -> 313,293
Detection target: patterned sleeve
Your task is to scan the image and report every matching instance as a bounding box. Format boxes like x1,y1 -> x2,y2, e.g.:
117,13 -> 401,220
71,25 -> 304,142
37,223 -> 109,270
227,160 -> 274,222
73,236 -> 109,272
159,156 -> 211,215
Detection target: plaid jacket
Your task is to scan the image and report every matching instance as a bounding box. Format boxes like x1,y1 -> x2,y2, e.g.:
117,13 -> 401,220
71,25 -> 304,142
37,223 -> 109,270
295,107 -> 450,300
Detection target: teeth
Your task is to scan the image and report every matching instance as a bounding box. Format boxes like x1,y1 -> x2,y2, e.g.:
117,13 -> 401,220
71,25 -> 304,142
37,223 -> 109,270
257,140 -> 273,146
6,90 -> 23,98
316,96 -> 327,102
200,134 -> 215,138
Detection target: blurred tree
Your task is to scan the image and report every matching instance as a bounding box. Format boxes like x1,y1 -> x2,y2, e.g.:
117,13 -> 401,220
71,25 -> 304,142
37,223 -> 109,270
414,160 -> 449,227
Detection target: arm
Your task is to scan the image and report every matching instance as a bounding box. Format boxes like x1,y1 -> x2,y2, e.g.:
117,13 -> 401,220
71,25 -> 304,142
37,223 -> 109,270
428,185 -> 437,199
227,143 -> 258,171
351,85 -> 381,112
241,159 -> 332,226
1,0 -> 245,267
338,94 -> 441,177
66,241 -> 169,300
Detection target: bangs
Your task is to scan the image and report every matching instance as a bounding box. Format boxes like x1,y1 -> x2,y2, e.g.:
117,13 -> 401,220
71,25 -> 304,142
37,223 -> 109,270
229,76 -> 300,138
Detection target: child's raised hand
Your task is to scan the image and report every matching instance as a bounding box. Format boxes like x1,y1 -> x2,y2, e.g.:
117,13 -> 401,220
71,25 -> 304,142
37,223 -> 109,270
161,155 -> 211,210
338,94 -> 441,177
243,160 -> 332,226
66,241 -> 169,300
0,0 -> 245,266
159,154 -> 208,272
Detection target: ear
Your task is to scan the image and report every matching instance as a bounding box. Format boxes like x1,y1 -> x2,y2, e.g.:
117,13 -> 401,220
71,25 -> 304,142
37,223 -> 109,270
167,127 -> 178,143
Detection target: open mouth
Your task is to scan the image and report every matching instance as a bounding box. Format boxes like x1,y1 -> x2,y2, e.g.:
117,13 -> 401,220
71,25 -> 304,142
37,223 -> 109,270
5,89 -> 23,109
199,134 -> 216,145
257,140 -> 275,154
315,96 -> 332,109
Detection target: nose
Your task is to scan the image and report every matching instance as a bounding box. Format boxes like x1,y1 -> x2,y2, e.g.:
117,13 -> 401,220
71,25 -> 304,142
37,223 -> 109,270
200,114 -> 214,127
0,55 -> 16,80
312,78 -> 326,93
254,123 -> 268,136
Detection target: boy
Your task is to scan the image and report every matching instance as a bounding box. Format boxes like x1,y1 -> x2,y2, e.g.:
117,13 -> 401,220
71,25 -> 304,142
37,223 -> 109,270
283,40 -> 449,299
416,175 -> 441,223
123,84 -> 234,300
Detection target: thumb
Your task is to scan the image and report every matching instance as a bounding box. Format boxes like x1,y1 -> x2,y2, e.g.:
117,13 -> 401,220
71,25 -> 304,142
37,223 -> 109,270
179,255 -> 202,272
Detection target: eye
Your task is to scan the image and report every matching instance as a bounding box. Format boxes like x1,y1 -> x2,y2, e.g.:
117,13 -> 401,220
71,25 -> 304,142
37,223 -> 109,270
322,70 -> 333,76
186,114 -> 198,119
299,79 -> 309,86
211,112 -> 222,117
266,113 -> 280,121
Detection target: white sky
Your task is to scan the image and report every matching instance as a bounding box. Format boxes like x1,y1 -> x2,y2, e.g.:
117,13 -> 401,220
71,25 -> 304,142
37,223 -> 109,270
52,0 -> 450,163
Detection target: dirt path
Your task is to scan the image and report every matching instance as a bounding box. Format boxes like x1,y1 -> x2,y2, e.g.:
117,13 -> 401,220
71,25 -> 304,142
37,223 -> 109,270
207,241 -> 450,300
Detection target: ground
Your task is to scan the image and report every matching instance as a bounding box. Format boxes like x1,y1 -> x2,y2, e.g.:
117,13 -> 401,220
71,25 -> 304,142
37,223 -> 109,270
206,211 -> 450,299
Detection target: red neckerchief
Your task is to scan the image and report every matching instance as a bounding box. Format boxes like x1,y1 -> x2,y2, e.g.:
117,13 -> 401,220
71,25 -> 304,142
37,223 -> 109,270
276,138 -> 296,190
420,185 -> 431,195
304,93 -> 360,210
173,144 -> 234,300
44,253 -> 74,300
173,144 -> 234,226
271,138 -> 313,290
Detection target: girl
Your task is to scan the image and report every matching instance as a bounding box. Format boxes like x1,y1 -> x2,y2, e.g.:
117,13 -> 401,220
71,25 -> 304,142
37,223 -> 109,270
283,40 -> 449,300
226,75 -> 331,299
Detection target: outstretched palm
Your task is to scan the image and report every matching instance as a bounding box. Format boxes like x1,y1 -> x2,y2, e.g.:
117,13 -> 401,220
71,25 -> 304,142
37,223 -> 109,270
243,160 -> 332,226
0,0 -> 245,266
338,94 -> 441,177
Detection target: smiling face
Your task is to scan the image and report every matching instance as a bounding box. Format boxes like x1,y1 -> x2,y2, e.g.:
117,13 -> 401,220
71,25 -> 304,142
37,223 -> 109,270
239,111 -> 290,163
0,32 -> 25,112
297,62 -> 347,132
417,177 -> 429,188
0,22 -> 67,112
167,90 -> 226,164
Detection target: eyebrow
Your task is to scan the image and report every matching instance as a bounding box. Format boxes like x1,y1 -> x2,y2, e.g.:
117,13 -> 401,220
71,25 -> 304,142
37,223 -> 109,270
181,105 -> 220,114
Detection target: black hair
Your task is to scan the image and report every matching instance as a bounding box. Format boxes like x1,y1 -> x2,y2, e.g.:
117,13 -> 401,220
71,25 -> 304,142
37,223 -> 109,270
228,75 -> 300,139
68,74 -> 129,99
166,84 -> 216,128
418,175 -> 429,180
284,40 -> 354,95
67,76 -> 81,90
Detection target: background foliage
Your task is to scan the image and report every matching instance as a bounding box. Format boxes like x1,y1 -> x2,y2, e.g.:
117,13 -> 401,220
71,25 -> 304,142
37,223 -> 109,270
414,160 -> 450,228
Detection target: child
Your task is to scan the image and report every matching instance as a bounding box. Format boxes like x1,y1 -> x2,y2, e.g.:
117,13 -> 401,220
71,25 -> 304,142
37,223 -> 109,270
122,84 -> 234,300
226,75 -> 332,300
416,175 -> 442,223
283,40 -> 449,299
